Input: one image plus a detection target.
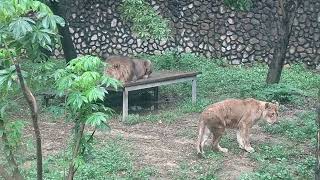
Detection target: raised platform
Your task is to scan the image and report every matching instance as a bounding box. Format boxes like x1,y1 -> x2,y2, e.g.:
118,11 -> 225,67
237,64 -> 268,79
109,71 -> 202,121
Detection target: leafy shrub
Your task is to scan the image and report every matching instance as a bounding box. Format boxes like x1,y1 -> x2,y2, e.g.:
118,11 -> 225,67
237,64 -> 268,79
224,0 -> 253,11
23,138 -> 156,179
119,0 -> 171,40
54,55 -> 121,177
254,84 -> 305,104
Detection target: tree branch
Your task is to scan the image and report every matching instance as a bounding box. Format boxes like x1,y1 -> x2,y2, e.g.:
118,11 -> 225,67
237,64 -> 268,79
14,62 -> 42,180
67,123 -> 85,180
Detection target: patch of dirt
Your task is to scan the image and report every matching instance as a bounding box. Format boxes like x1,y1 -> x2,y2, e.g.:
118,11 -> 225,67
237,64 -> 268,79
218,155 -> 256,180
20,106 -> 310,179
23,121 -> 73,157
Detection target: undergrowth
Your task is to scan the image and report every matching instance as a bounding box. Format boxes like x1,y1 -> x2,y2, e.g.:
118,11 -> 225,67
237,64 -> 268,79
261,111 -> 317,143
23,137 -> 156,179
240,143 -> 314,180
140,51 -> 319,108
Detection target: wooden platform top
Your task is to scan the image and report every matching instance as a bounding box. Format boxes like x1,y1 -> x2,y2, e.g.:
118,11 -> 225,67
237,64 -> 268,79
123,71 -> 202,87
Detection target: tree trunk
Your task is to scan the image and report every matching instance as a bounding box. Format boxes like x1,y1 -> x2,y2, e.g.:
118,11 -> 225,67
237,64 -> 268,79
0,119 -> 23,180
67,123 -> 85,180
14,63 -> 42,180
266,22 -> 289,84
266,0 -> 302,84
48,1 -> 77,63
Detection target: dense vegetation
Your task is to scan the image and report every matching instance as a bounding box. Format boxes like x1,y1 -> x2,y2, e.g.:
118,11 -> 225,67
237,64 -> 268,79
3,51 -> 317,179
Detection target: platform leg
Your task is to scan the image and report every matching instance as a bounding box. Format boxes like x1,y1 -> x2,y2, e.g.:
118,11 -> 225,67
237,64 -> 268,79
122,89 -> 128,121
192,79 -> 197,104
153,87 -> 159,110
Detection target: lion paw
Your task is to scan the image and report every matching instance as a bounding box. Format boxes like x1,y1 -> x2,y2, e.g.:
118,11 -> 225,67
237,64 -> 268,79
219,147 -> 229,153
239,144 -> 245,149
245,147 -> 255,153
197,152 -> 205,158
142,75 -> 149,79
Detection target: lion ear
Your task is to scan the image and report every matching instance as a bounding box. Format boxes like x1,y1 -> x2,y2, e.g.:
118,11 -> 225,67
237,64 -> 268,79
143,60 -> 149,67
265,103 -> 270,109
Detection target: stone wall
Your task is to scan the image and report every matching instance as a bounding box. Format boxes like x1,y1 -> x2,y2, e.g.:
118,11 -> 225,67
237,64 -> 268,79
56,0 -> 320,67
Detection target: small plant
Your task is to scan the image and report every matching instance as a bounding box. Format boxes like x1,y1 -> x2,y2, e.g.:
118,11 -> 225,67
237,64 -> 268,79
223,0 -> 252,11
255,84 -> 305,104
54,55 -> 121,179
0,103 -> 25,180
0,0 -> 65,179
23,137 -> 157,179
119,0 -> 171,40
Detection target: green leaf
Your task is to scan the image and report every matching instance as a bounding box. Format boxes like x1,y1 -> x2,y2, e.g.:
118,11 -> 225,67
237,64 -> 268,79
56,74 -> 75,91
85,87 -> 106,102
0,74 -> 10,87
41,14 -> 65,30
119,0 -> 170,40
101,75 -> 122,90
73,155 -> 85,168
85,112 -> 110,127
5,120 -> 25,149
42,15 -> 50,29
31,28 -> 54,48
67,92 -> 88,110
31,1 -> 52,13
53,15 -> 65,27
53,69 -> 66,80
0,65 -> 16,91
8,17 -> 35,39
0,104 -> 7,118
76,71 -> 101,89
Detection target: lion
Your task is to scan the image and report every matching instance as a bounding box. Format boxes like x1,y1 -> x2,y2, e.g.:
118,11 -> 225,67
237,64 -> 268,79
196,98 -> 279,156
104,55 -> 153,83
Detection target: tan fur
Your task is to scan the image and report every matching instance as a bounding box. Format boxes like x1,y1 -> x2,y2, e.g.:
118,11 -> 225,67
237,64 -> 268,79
196,98 -> 279,156
104,55 -> 153,83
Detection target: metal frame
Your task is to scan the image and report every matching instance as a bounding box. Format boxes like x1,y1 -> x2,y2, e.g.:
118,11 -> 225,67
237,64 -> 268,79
121,76 -> 198,121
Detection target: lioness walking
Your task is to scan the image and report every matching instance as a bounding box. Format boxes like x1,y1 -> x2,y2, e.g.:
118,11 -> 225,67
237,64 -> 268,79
196,98 -> 279,156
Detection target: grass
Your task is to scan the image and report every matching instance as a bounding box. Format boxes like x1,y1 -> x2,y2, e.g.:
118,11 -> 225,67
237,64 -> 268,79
4,51 -> 319,179
123,109 -> 184,125
261,111 -> 317,142
141,51 -> 319,104
131,51 -> 319,124
240,143 -> 315,180
22,137 -> 156,179
174,160 -> 220,180
139,51 -> 318,179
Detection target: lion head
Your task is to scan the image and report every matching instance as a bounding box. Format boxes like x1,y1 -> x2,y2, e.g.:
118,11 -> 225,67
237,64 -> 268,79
143,59 -> 153,77
262,102 -> 279,124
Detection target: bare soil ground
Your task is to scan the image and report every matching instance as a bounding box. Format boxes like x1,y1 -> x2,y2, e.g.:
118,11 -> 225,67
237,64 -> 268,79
21,107 -> 304,180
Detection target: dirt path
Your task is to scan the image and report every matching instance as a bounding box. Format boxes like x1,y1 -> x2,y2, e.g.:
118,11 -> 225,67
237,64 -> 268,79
22,110 -> 300,179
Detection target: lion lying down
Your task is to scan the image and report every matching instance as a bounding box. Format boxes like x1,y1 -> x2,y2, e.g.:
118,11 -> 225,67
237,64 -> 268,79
104,55 -> 153,83
196,98 -> 279,156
